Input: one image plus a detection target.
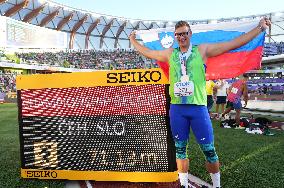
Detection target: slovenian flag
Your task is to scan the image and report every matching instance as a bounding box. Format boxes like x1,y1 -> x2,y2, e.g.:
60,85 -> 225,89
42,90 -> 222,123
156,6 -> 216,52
136,20 -> 266,80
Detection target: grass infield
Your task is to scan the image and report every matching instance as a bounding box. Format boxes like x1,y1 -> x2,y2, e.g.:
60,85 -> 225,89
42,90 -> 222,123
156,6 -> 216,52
0,103 -> 283,188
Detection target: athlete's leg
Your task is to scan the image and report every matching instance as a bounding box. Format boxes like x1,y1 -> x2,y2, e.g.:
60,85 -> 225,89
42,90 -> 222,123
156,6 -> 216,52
235,109 -> 241,125
233,100 -> 242,126
222,101 -> 233,117
207,95 -> 214,116
220,96 -> 227,113
169,104 -> 191,187
222,106 -> 232,116
221,103 -> 225,114
190,105 -> 220,187
215,104 -> 220,114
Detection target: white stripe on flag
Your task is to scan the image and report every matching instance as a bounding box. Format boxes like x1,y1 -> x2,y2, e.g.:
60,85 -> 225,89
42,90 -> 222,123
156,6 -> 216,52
191,20 -> 259,33
138,31 -> 160,43
136,20 -> 260,41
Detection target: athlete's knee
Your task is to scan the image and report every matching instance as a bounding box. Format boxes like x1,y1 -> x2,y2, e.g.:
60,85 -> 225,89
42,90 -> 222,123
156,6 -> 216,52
175,140 -> 188,159
199,143 -> 219,163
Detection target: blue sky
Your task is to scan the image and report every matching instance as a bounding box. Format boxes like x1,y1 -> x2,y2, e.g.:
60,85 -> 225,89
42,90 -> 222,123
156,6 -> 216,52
53,0 -> 283,21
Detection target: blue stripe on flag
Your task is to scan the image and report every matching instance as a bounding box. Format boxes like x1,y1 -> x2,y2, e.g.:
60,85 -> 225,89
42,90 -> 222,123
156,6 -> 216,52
191,30 -> 265,52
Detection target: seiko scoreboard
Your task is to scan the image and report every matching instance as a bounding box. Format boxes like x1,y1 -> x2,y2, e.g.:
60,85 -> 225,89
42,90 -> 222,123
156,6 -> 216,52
17,69 -> 178,182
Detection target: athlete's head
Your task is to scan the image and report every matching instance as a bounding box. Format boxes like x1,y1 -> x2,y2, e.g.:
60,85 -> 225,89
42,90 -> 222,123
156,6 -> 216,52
175,21 -> 192,49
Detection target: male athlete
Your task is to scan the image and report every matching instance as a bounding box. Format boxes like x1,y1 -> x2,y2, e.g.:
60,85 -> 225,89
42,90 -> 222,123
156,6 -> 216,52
129,18 -> 270,188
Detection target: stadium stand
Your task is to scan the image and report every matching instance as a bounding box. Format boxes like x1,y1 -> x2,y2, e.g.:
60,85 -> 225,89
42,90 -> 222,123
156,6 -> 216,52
263,42 -> 284,56
247,78 -> 284,95
2,49 -> 156,70
1,43 -> 284,70
0,71 -> 17,93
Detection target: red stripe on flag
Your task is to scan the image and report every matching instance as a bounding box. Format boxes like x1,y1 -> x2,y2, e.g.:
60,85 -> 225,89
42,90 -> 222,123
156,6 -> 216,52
206,47 -> 263,80
156,61 -> 169,80
156,46 -> 263,80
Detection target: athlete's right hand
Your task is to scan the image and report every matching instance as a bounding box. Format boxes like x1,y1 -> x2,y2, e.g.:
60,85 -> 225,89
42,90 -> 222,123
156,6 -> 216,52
259,17 -> 271,31
129,30 -> 136,41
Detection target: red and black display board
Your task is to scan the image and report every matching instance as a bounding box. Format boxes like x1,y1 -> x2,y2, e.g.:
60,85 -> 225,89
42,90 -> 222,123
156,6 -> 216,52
17,69 -> 178,182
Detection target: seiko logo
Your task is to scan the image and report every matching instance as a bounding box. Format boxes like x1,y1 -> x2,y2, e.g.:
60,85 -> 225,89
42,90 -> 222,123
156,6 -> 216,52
107,71 -> 162,83
26,170 -> 57,178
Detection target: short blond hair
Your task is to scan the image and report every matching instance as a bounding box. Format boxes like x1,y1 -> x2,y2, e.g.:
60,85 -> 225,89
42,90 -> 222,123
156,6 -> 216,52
175,21 -> 191,31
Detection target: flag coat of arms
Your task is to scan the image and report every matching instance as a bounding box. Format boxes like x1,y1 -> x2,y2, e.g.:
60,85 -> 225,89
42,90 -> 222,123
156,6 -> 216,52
136,20 -> 265,80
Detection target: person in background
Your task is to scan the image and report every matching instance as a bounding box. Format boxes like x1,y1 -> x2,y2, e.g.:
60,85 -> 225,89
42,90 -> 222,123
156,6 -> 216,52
221,74 -> 249,127
214,79 -> 230,119
206,80 -> 215,116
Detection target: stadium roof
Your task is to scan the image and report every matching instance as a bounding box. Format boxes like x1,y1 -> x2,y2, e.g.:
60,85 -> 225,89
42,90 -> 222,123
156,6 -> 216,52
0,0 -> 284,49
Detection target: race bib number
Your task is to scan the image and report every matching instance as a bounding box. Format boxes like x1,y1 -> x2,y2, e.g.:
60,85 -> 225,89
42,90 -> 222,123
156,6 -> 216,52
174,81 -> 194,97
231,87 -> 238,94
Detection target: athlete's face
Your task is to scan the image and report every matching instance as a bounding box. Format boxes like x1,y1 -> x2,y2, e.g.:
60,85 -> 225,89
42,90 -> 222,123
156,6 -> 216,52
175,26 -> 192,49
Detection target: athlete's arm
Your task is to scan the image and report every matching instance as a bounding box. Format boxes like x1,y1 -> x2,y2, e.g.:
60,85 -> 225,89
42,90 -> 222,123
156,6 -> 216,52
129,31 -> 173,62
200,18 -> 271,58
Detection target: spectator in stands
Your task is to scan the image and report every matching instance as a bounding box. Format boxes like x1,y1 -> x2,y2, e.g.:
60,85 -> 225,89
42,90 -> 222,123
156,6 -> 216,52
257,84 -> 262,95
0,72 -> 17,93
268,84 -> 273,95
129,17 -> 270,188
221,74 -> 249,127
262,84 -> 268,95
